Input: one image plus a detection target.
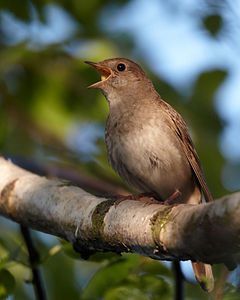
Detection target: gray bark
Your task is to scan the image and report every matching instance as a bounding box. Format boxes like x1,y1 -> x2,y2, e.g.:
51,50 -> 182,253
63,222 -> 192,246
0,157 -> 239,268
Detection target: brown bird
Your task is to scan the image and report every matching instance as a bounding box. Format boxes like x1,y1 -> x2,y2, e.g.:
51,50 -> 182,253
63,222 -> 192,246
85,58 -> 214,292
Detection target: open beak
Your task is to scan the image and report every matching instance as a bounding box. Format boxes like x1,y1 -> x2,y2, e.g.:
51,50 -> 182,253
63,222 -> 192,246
85,61 -> 113,88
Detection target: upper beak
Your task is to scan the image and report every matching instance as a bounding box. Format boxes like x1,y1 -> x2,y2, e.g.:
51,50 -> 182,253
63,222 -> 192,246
85,61 -> 113,88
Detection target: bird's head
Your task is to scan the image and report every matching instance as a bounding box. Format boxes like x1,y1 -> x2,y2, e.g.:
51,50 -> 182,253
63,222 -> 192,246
85,58 -> 154,103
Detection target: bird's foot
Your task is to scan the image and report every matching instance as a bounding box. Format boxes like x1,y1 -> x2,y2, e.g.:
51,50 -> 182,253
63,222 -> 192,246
164,189 -> 181,205
113,192 -> 159,206
136,193 -> 160,206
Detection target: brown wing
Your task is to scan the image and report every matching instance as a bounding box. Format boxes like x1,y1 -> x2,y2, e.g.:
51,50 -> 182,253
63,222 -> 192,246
160,100 -> 213,202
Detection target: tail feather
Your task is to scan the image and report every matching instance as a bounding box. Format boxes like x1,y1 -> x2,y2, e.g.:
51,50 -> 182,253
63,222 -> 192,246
191,261 -> 214,292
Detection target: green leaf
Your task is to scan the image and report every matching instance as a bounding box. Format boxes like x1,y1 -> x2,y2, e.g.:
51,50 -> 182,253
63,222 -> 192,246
0,269 -> 15,299
48,245 -> 62,257
104,274 -> 170,300
105,286 -> 149,300
0,256 -> 9,270
0,233 -> 29,267
58,239 -> 83,260
221,286 -> 240,300
137,258 -> 172,278
89,252 -> 121,263
81,254 -> 140,299
202,14 -> 223,36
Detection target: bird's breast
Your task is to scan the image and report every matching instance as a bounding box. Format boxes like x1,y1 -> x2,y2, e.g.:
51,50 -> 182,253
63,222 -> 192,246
105,110 -> 195,202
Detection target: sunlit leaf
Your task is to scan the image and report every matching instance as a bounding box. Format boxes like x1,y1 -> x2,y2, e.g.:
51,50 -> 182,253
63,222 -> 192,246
81,254 -> 140,299
137,258 -> 172,278
105,286 -> 149,300
48,245 -> 62,257
58,239 -> 83,260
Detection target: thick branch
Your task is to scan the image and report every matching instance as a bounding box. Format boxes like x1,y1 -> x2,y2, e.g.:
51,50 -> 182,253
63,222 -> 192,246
0,157 -> 239,268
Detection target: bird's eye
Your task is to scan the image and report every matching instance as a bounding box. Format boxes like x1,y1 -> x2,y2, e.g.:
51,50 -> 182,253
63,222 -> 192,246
117,63 -> 126,72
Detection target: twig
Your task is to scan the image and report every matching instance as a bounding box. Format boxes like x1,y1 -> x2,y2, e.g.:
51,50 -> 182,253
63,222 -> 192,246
20,225 -> 47,300
173,261 -> 185,300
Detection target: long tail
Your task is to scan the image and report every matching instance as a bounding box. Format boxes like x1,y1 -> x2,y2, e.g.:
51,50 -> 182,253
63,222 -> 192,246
191,262 -> 214,292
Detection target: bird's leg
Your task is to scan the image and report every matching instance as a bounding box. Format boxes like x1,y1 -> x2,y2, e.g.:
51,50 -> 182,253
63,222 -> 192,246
164,189 -> 181,205
113,192 -> 159,206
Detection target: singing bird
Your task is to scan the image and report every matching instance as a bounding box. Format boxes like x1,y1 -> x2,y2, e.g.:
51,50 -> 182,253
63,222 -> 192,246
85,58 -> 214,292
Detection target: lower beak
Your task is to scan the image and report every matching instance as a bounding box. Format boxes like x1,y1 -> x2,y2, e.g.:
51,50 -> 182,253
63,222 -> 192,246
85,61 -> 113,88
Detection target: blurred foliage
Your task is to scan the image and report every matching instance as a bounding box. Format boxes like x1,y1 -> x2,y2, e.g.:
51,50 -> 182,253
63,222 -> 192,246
202,14 -> 223,36
0,0 -> 239,299
0,269 -> 15,298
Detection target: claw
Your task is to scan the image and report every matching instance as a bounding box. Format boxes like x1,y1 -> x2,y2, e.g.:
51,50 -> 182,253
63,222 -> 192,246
164,189 -> 181,205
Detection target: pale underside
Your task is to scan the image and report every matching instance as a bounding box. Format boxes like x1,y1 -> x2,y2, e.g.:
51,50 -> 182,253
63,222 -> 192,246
105,101 -> 201,204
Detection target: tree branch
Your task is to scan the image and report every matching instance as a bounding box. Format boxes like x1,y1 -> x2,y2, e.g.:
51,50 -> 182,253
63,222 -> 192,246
0,157 -> 240,269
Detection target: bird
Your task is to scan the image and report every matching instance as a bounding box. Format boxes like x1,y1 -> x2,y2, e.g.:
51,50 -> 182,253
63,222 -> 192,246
85,58 -> 214,292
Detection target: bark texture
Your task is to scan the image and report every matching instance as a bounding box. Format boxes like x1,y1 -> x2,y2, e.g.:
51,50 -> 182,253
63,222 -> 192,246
0,157 -> 239,268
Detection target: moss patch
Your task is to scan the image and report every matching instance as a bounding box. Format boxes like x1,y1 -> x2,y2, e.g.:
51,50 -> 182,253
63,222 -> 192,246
150,206 -> 174,246
91,199 -> 115,236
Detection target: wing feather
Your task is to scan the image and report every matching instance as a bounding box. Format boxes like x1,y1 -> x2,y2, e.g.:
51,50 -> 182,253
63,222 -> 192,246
160,100 -> 213,202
